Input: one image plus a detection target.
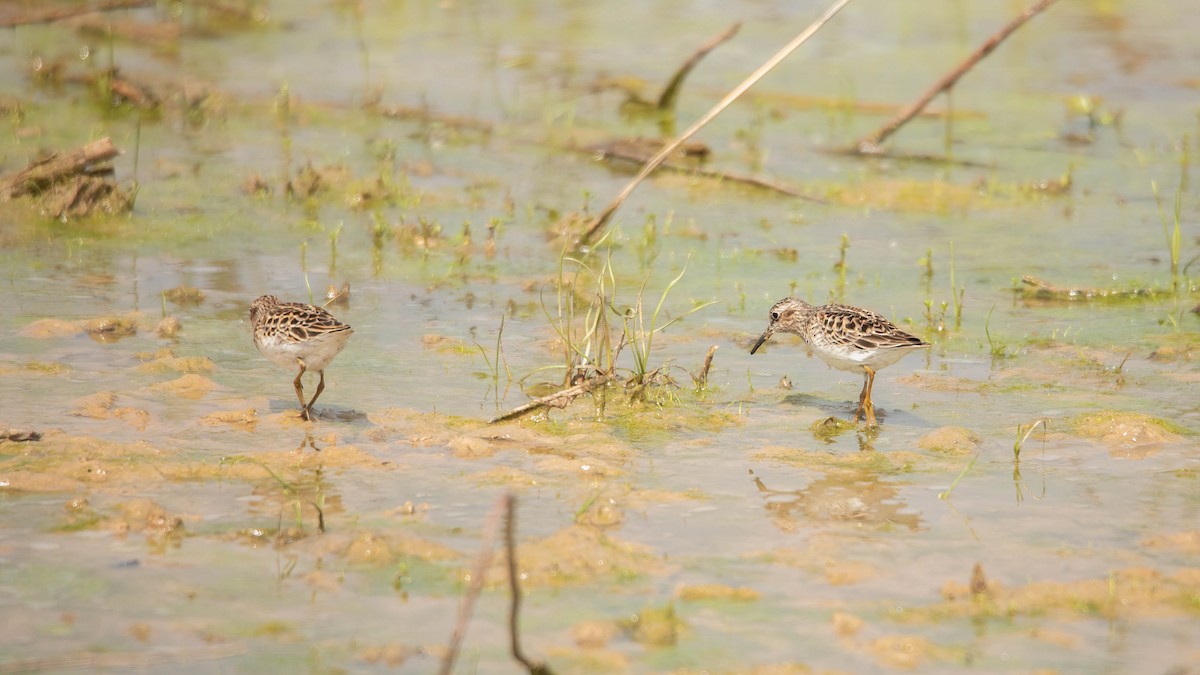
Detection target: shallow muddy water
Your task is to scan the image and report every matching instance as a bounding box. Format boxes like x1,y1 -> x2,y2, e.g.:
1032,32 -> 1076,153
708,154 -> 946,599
1,1 -> 1198,673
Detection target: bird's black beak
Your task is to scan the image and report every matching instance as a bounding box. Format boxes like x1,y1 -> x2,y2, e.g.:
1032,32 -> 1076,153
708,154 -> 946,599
750,329 -> 771,354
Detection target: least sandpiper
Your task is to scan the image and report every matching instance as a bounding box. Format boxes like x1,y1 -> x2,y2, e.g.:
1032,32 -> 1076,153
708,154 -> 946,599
751,297 -> 928,426
250,295 -> 353,421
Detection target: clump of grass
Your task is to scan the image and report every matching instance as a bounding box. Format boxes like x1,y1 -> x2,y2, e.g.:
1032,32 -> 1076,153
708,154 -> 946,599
623,254 -> 713,388
541,242 -> 617,388
530,240 -> 713,412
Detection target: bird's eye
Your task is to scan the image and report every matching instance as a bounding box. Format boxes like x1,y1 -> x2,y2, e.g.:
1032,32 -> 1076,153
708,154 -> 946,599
770,311 -> 780,321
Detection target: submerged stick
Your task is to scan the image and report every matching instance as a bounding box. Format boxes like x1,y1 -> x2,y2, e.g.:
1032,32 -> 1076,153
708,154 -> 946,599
575,0 -> 854,248
1019,275 -> 1162,301
856,0 -> 1061,151
437,494 -> 507,675
656,22 -> 742,113
588,139 -> 812,198
488,374 -> 614,424
0,137 -> 120,200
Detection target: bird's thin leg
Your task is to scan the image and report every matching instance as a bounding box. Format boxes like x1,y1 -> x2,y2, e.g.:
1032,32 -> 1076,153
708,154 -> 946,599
863,367 -> 878,427
854,368 -> 870,422
305,370 -> 327,418
293,358 -> 310,420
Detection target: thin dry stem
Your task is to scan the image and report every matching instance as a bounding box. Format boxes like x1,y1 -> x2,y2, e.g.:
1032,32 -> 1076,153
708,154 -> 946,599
488,374 -> 614,424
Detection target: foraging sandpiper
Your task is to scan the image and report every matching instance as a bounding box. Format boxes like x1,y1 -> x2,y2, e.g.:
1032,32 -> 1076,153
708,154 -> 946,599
250,295 -> 353,421
751,297 -> 928,427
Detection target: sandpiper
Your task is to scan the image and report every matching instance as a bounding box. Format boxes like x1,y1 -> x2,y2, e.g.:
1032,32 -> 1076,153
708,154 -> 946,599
751,297 -> 928,426
250,295 -> 353,421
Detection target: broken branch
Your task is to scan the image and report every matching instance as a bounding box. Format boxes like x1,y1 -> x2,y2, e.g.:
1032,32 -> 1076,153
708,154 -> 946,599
656,22 -> 741,112
0,137 -> 120,200
857,0 -> 1061,151
488,374 -> 614,424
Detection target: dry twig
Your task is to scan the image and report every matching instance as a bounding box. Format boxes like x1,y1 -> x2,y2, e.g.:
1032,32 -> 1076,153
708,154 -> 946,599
856,0 -> 1061,151
488,374 -> 614,424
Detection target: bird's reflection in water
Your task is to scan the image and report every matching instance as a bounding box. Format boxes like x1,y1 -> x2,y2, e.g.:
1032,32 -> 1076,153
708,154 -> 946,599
297,431 -> 320,452
750,469 -> 921,533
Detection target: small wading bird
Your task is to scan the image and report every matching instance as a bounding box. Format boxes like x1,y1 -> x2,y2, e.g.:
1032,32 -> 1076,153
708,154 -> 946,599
750,297 -> 928,427
250,295 -> 353,421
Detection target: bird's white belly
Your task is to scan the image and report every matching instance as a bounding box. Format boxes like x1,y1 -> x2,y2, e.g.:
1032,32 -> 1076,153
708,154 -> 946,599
809,340 -> 923,372
256,330 -> 352,372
